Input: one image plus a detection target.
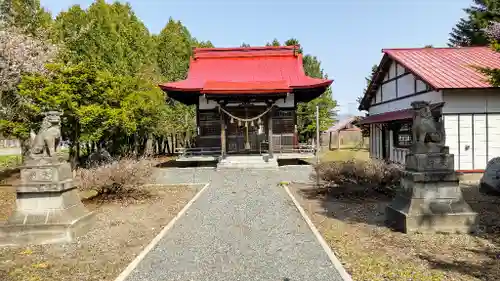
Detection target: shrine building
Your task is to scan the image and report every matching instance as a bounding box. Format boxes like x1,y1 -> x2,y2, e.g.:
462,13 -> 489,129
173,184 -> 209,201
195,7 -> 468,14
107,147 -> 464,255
358,46 -> 500,173
159,46 -> 332,160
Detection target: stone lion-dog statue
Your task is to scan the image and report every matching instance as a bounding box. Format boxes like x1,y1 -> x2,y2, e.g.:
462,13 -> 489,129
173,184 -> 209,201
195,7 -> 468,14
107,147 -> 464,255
30,111 -> 62,158
411,101 -> 445,146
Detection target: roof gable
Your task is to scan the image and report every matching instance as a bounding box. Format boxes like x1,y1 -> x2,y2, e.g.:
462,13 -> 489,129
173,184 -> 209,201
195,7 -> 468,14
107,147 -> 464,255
359,46 -> 500,110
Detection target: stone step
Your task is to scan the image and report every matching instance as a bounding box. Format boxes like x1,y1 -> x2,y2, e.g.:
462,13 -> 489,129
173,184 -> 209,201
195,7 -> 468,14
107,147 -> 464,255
219,160 -> 276,164
216,165 -> 278,170
217,155 -> 278,170
219,157 -> 275,163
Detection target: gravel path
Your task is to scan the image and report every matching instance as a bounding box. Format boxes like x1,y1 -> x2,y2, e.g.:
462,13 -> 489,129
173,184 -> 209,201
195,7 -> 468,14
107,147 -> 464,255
125,166 -> 345,281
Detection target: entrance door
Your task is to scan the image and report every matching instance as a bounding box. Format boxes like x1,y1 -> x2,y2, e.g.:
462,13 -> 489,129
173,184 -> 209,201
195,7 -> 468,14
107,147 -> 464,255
382,126 -> 390,161
226,107 -> 265,154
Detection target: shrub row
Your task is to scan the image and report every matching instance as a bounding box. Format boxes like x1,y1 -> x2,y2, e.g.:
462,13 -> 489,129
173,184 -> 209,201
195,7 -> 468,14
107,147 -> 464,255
77,157 -> 157,196
313,158 -> 403,191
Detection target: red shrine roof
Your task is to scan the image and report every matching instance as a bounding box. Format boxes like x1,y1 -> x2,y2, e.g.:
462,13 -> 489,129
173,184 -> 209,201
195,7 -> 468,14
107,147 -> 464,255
159,46 -> 332,103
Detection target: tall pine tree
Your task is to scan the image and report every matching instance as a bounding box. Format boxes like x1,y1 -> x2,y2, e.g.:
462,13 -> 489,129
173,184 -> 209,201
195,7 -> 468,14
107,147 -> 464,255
53,0 -> 155,76
357,64 -> 378,105
449,0 -> 500,46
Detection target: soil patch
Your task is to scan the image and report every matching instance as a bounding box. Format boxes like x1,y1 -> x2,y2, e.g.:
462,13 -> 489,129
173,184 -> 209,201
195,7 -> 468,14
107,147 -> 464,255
0,184 -> 201,281
289,183 -> 500,281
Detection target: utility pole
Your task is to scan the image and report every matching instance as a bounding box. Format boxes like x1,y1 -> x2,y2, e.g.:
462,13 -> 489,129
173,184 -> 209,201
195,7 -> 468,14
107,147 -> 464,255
315,105 -> 320,187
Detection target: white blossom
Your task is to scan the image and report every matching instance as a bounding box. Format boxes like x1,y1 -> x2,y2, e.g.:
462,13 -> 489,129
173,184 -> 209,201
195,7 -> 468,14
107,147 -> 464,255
485,21 -> 500,41
0,26 -> 57,93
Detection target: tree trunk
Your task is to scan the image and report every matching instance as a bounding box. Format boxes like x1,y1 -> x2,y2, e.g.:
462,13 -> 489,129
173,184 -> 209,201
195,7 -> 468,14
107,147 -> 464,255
20,137 -> 31,164
143,134 -> 154,157
153,137 -> 158,154
165,137 -> 171,155
133,133 -> 139,157
70,121 -> 80,170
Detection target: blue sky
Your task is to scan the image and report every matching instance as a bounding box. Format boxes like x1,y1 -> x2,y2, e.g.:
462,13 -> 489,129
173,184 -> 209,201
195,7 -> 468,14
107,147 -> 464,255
41,0 -> 470,115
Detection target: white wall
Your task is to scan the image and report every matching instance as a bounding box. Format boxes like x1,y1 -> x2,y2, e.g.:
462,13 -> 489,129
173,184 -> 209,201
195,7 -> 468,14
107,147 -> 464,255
368,60 -> 442,115
275,94 -> 294,107
369,90 -> 442,115
199,95 -> 217,110
442,89 -> 500,113
442,89 -> 500,170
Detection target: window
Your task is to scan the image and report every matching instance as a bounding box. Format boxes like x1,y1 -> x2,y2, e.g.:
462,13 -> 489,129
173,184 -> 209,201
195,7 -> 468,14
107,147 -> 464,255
199,111 -> 219,121
199,111 -> 221,136
274,109 -> 293,118
273,109 -> 294,134
393,122 -> 412,147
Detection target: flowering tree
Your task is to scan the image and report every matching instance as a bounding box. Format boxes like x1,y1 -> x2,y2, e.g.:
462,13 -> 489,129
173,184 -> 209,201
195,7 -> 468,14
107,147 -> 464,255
0,27 -> 57,94
485,21 -> 500,44
0,26 -> 57,158
482,21 -> 500,86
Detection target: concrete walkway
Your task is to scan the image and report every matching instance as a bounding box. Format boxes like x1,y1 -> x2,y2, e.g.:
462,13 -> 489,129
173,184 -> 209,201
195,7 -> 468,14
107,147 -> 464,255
123,167 -> 345,281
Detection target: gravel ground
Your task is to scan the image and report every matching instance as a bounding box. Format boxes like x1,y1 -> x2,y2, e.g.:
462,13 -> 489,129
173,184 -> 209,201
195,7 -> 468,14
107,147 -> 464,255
125,166 -> 345,281
0,185 -> 199,281
289,182 -> 500,281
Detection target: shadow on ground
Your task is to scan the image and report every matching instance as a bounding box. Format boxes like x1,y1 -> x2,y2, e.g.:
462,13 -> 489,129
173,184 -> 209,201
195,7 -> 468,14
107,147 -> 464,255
155,159 -> 217,168
296,182 -> 500,280
417,183 -> 500,280
0,168 -> 20,186
299,183 -> 392,227
277,159 -> 310,166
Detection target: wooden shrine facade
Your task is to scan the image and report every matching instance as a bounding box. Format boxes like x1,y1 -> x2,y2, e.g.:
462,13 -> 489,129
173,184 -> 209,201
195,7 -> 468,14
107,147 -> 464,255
159,46 -> 333,158
196,93 -> 296,157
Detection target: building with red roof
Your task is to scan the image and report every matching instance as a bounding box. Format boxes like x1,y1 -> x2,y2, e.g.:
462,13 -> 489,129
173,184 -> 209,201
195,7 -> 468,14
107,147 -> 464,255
358,46 -> 500,172
159,45 -> 332,159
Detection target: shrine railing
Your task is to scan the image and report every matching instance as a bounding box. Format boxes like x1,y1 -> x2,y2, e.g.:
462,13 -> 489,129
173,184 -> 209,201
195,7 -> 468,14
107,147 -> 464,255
175,143 -> 315,158
175,147 -> 221,157
391,147 -> 409,165
259,143 -> 315,154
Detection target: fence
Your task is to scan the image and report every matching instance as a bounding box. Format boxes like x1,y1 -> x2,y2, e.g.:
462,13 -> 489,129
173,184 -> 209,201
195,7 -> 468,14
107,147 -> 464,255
322,130 -> 368,150
0,139 -> 20,148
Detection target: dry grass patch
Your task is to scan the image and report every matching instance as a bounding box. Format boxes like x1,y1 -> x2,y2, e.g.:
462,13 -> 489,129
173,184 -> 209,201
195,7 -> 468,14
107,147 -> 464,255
318,148 -> 370,162
0,184 -> 201,281
77,157 -> 158,202
289,183 -> 500,281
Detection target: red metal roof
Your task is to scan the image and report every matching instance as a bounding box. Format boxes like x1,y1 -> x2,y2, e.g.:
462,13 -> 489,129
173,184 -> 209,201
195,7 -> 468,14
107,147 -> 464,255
358,102 -> 445,125
357,108 -> 413,125
383,46 -> 500,89
159,46 -> 332,95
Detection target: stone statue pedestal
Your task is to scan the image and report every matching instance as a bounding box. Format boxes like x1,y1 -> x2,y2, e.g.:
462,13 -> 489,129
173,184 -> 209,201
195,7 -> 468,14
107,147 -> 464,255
385,150 -> 478,233
0,160 -> 94,246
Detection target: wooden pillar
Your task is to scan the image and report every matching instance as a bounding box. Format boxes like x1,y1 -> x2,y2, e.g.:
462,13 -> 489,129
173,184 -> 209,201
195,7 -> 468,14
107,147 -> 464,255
220,108 -> 226,158
268,107 -> 274,158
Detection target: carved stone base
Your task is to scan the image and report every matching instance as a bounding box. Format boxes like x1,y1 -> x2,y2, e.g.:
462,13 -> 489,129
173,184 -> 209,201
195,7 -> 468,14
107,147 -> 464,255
385,171 -> 477,234
405,153 -> 455,172
409,142 -> 448,155
0,162 -> 94,246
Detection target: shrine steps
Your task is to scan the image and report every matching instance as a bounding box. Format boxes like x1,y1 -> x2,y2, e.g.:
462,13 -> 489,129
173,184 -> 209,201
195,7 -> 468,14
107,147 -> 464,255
216,155 -> 278,170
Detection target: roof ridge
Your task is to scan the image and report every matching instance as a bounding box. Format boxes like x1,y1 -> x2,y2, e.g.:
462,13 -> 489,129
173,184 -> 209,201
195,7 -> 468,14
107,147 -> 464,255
382,46 -> 490,52
195,45 -> 299,53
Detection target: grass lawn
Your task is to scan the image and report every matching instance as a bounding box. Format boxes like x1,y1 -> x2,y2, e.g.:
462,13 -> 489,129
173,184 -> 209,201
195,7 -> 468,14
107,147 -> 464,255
0,155 -> 21,169
305,148 -> 370,164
